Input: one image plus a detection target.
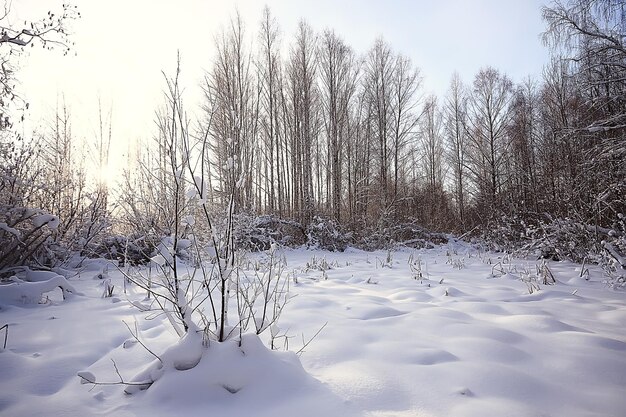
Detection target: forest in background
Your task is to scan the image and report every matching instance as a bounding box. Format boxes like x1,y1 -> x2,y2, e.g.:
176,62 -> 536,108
1,0 -> 624,286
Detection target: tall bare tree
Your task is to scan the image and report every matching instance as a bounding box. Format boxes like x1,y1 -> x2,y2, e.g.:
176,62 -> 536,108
285,20 -> 318,225
363,38 -> 395,218
257,6 -> 285,215
466,67 -> 514,210
443,72 -> 469,226
205,12 -> 259,211
390,54 -> 421,202
318,29 -> 358,222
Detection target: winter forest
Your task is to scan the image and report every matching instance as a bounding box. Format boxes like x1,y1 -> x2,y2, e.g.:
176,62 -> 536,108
1,1 -> 625,416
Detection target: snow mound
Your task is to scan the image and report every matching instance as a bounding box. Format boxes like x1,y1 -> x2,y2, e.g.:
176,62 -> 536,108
0,274 -> 79,305
119,333 -> 354,416
32,214 -> 60,229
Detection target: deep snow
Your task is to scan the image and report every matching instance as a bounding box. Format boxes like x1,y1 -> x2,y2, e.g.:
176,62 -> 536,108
1,244 -> 625,417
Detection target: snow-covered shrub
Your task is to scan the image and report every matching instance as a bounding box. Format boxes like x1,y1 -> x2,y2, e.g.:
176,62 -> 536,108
477,212 -> 626,289
108,64 -> 296,398
80,332 -> 311,399
307,216 -> 351,252
477,213 -> 602,263
88,234 -> 158,266
1,121 -> 111,273
85,64 -> 303,401
0,207 -> 62,276
0,270 -> 78,305
0,135 -> 54,273
601,213 -> 626,289
355,222 -> 448,251
233,214 -> 306,251
477,213 -> 537,254
390,223 -> 448,248
525,217 -> 604,263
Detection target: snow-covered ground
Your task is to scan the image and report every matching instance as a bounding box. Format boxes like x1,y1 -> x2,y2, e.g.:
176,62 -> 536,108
1,244 -> 626,417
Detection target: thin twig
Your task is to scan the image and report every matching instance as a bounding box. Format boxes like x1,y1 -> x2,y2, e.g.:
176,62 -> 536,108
1,324 -> 8,349
122,320 -> 163,364
296,322 -> 328,356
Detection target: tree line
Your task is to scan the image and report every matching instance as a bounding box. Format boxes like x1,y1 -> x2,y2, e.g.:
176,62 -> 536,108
130,0 -> 623,237
1,0 -> 624,273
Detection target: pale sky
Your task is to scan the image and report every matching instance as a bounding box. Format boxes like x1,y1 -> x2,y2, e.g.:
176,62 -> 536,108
13,0 -> 550,179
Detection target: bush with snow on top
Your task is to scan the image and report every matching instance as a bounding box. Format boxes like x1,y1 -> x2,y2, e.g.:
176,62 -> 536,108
0,274 -> 79,305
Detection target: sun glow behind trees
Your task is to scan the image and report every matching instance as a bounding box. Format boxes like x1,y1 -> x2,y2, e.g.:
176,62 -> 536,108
16,0 -> 549,192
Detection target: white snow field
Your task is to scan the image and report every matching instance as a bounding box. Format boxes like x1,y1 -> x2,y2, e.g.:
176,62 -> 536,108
1,244 -> 625,417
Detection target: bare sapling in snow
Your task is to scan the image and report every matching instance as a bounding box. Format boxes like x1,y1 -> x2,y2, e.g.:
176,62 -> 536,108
104,57 -> 293,395
408,253 -> 424,280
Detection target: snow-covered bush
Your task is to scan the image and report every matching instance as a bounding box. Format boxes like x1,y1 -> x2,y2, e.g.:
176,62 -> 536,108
0,207 -> 61,276
476,213 -> 538,255
307,216 -> 351,252
477,212 -> 626,289
528,218 -> 604,263
0,269 -> 78,305
87,234 -> 158,266
0,134 -> 50,274
104,63 -> 294,397
601,214 -> 626,289
1,114 -> 111,273
355,222 -> 448,251
233,214 -> 306,251
477,213 -> 601,262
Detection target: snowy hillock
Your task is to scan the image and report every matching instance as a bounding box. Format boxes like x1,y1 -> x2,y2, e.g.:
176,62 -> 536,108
0,269 -> 79,305
120,333 -> 347,417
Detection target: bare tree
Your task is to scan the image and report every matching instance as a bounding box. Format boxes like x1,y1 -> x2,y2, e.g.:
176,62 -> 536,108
285,20 -> 318,226
0,2 -> 79,130
257,6 -> 285,215
390,54 -> 421,203
421,96 -> 444,190
204,12 -> 259,211
443,72 -> 469,226
508,78 -> 541,213
318,29 -> 358,222
466,67 -> 514,210
419,95 -> 449,228
363,38 -> 395,219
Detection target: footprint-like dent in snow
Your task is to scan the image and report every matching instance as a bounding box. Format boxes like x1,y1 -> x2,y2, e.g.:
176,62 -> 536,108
344,305 -> 407,320
454,387 -> 475,397
410,348 -> 459,365
387,290 -> 433,302
460,302 -> 512,316
441,323 -> 526,344
418,306 -> 474,322
491,314 -> 583,333
449,338 -> 531,363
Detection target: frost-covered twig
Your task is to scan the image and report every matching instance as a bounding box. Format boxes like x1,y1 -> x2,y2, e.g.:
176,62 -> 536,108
296,322 -> 328,356
77,359 -> 152,388
122,321 -> 163,365
1,323 -> 8,349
